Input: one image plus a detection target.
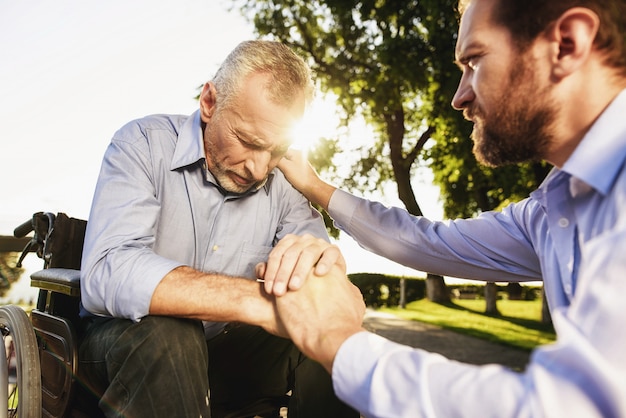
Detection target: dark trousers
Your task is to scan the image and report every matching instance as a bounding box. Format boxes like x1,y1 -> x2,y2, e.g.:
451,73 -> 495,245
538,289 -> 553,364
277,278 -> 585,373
78,316 -> 358,418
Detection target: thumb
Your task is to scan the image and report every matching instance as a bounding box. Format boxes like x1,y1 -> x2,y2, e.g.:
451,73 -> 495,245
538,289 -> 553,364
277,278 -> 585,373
255,262 -> 267,279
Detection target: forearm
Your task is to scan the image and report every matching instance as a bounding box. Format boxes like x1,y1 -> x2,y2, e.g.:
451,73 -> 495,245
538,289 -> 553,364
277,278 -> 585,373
150,266 -> 275,327
307,324 -> 366,374
301,179 -> 336,211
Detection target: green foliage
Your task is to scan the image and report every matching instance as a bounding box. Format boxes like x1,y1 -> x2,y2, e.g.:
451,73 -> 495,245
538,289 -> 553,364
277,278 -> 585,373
449,283 -> 540,301
349,273 -> 425,307
232,0 -> 550,220
0,253 -> 24,297
234,0 -> 463,217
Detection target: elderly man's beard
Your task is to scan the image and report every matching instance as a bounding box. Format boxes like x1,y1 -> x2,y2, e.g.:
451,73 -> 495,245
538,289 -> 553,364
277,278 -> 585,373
469,59 -> 556,167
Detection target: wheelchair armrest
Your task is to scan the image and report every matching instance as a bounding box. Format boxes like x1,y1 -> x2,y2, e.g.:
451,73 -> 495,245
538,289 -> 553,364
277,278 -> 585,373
31,268 -> 81,297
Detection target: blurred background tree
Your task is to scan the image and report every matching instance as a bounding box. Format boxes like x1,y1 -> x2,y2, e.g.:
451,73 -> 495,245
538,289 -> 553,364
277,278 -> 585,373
232,0 -> 551,305
0,253 -> 24,298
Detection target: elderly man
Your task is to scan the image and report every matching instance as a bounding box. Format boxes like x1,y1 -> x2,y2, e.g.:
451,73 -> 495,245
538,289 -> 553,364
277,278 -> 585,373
79,40 -> 358,418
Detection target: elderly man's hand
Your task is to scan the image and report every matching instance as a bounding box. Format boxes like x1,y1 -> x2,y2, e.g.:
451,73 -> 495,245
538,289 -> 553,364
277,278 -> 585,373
273,264 -> 366,373
256,233 -> 346,296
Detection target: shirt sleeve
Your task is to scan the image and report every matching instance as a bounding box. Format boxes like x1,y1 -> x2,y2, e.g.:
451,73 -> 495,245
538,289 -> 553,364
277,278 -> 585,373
332,225 -> 626,417
271,169 -> 329,243
80,129 -> 183,320
328,189 -> 542,282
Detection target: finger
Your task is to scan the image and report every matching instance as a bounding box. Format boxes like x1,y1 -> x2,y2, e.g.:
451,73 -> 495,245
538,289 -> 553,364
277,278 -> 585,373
255,262 -> 266,280
287,249 -> 323,291
280,238 -> 342,291
313,245 -> 345,276
270,241 -> 306,296
271,234 -> 325,295
282,149 -> 295,161
262,235 -> 298,293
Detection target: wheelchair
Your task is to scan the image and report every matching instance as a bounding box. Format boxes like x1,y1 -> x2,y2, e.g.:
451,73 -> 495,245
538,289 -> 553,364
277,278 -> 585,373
2,212 -> 289,418
2,212 -> 88,418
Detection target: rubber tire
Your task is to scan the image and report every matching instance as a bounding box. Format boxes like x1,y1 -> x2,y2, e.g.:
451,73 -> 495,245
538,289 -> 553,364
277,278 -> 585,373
0,305 -> 42,418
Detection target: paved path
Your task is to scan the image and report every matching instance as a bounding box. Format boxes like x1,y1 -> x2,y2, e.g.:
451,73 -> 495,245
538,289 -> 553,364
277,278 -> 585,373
278,309 -> 531,417
362,309 -> 531,371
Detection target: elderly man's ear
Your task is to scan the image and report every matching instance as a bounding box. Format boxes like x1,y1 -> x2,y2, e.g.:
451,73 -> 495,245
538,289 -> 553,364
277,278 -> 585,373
200,82 -> 217,122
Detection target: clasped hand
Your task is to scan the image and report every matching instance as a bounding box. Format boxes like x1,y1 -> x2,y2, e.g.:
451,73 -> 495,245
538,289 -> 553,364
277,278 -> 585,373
255,233 -> 346,296
256,235 -> 366,371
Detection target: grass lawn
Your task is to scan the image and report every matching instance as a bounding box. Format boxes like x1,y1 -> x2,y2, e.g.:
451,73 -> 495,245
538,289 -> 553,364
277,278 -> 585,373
378,298 -> 556,351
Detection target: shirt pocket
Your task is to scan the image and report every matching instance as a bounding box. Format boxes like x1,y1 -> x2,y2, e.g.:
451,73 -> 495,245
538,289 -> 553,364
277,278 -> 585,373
237,243 -> 273,279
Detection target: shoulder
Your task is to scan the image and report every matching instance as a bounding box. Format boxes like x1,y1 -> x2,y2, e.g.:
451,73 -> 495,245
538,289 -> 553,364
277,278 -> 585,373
112,114 -> 189,145
268,168 -> 295,192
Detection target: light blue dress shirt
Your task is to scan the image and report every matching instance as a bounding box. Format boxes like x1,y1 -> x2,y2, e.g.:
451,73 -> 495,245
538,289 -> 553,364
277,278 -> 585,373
328,89 -> 626,417
80,110 -> 328,335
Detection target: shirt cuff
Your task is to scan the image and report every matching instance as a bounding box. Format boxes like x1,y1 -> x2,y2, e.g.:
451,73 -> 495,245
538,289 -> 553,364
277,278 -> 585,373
332,331 -> 406,410
327,189 -> 359,229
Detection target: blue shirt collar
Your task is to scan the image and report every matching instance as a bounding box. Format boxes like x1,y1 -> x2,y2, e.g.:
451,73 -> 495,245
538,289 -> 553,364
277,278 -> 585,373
533,88 -> 626,204
561,88 -> 626,196
170,110 -> 204,170
170,109 -> 274,195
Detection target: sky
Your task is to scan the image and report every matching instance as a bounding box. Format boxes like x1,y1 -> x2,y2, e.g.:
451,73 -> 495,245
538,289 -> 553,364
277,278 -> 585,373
0,0 -> 447,302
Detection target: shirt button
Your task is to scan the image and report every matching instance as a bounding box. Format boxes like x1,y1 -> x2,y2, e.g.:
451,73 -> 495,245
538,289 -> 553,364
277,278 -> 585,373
212,245 -> 219,252
558,218 -> 569,228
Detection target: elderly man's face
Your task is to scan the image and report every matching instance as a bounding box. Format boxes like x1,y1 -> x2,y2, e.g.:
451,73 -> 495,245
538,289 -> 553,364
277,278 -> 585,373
201,73 -> 305,194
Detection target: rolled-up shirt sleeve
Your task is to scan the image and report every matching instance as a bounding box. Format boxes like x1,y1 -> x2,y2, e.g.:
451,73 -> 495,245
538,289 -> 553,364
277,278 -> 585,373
80,127 -> 183,320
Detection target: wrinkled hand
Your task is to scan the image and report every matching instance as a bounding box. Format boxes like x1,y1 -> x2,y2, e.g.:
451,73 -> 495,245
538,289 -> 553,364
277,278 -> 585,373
256,234 -> 346,296
278,149 -> 318,193
279,149 -> 337,211
274,264 -> 366,372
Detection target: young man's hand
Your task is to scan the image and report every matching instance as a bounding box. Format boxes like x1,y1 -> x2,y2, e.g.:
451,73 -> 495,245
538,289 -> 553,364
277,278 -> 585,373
273,264 -> 366,373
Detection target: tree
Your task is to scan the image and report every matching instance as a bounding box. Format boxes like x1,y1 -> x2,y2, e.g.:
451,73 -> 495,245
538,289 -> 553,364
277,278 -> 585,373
233,0 -> 549,303
484,282 -> 500,315
0,252 -> 24,298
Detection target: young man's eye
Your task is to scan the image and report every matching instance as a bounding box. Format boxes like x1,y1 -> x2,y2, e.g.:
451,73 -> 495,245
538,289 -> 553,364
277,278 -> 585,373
466,56 -> 480,71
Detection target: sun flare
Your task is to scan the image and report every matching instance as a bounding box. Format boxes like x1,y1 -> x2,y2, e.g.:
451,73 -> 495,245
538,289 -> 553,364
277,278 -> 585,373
290,95 -> 339,152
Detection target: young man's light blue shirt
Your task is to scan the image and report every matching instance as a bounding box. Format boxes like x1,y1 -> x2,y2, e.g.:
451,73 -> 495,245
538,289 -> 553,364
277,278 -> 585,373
328,89 -> 626,417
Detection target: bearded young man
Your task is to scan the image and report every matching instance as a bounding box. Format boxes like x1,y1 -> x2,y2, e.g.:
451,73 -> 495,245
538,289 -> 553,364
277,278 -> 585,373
258,0 -> 626,416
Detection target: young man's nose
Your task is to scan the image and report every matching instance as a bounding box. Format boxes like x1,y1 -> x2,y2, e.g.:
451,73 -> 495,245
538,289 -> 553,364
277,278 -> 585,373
452,74 -> 475,110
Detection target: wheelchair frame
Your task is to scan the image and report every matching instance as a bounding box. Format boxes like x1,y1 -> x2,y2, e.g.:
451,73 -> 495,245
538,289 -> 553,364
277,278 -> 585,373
1,212 -> 86,418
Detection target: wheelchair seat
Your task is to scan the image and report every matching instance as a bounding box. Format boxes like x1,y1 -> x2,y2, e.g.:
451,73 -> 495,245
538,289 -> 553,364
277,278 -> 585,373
30,268 -> 81,418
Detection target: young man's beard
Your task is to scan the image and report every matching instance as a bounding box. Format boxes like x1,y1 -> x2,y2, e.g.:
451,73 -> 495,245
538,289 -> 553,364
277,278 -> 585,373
470,57 -> 556,167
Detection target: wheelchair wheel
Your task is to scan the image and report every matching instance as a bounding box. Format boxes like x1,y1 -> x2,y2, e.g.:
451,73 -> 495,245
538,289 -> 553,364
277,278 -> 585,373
0,305 -> 42,418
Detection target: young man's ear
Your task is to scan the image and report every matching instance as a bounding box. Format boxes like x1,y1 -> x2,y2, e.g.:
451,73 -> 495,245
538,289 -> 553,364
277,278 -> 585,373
549,7 -> 600,79
199,82 -> 217,122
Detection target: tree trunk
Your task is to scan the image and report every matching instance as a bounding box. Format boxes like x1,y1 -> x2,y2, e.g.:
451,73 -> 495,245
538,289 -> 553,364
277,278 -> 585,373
385,111 -> 449,306
426,273 -> 450,303
399,278 -> 406,308
541,287 -> 552,324
484,282 -> 500,315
